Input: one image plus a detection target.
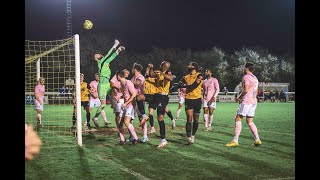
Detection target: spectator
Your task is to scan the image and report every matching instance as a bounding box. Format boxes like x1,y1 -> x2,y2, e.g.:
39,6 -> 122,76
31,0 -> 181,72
59,85 -> 65,93
257,90 -> 264,102
280,90 -> 286,102
275,90 -> 280,102
269,90 -> 276,102
222,87 -> 229,95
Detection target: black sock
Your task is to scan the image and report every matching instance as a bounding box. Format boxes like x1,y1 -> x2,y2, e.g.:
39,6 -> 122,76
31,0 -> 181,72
166,111 -> 173,120
86,112 -> 91,124
149,115 -> 154,127
192,121 -> 199,136
159,121 -> 166,139
186,122 -> 192,137
137,101 -> 145,115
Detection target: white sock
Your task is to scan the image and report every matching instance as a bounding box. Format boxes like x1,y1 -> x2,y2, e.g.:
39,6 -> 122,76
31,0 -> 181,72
203,114 -> 209,128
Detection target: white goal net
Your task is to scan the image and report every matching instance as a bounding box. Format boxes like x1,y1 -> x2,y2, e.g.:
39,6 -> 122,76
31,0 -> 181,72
25,34 -> 82,146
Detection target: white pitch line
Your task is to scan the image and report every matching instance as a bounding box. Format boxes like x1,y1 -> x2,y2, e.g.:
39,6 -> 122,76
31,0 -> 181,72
96,154 -> 150,180
263,176 -> 295,180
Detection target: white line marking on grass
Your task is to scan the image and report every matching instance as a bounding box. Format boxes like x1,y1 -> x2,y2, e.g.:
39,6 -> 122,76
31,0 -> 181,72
97,154 -> 150,180
175,118 -> 295,136
263,176 -> 295,180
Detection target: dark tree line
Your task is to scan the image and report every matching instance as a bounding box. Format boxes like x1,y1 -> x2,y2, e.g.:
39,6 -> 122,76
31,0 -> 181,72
78,32 -> 295,92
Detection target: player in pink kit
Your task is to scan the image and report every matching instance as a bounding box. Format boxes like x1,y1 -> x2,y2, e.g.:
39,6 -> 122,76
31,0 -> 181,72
116,69 -> 140,145
89,73 -> 111,127
225,62 -> 262,147
110,69 -> 129,142
202,69 -> 220,131
131,63 -> 149,143
175,87 -> 186,121
34,77 -> 45,129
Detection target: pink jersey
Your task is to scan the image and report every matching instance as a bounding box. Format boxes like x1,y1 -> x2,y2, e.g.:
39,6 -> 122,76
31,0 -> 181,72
131,74 -> 145,95
110,74 -> 123,101
242,72 -> 259,104
89,80 -> 99,100
179,88 -> 186,98
121,80 -> 137,107
34,84 -> 45,103
202,77 -> 219,101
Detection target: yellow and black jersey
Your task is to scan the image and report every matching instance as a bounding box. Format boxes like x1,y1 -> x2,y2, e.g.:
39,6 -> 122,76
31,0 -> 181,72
181,72 -> 203,99
74,82 -> 90,102
155,70 -> 171,95
144,77 -> 157,95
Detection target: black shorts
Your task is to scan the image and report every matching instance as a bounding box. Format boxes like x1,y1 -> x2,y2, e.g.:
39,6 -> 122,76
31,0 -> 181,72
154,94 -> 169,115
185,98 -> 202,114
81,101 -> 89,109
145,94 -> 156,109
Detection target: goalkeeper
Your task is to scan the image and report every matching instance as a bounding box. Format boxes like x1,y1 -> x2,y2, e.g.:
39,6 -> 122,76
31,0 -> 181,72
92,39 -> 125,122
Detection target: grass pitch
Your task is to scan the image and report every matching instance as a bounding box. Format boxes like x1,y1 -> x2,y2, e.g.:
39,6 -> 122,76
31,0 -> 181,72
25,102 -> 295,180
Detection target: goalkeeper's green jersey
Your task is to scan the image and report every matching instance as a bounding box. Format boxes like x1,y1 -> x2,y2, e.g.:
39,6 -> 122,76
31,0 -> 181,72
97,47 -> 117,79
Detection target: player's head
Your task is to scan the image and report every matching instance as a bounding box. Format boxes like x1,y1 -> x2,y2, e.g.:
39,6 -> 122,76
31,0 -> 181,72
123,69 -> 130,78
94,73 -> 99,81
244,62 -> 255,74
160,61 -> 170,71
187,62 -> 199,72
132,63 -> 143,74
94,54 -> 103,60
38,77 -> 45,85
80,73 -> 84,82
205,68 -> 212,78
117,69 -> 128,82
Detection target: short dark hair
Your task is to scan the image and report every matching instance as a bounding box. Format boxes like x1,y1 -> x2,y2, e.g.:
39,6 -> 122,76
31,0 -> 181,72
133,63 -> 143,72
244,62 -> 255,72
118,69 -> 127,78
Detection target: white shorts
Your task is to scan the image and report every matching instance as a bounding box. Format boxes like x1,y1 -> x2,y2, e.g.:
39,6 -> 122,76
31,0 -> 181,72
34,100 -> 43,111
236,103 -> 257,117
111,98 -> 124,113
89,99 -> 101,108
179,97 -> 185,104
122,106 -> 135,119
203,100 -> 216,109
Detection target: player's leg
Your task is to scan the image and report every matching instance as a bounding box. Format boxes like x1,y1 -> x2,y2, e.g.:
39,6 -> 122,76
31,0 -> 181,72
116,114 -> 126,145
208,102 -> 216,131
93,82 -> 108,119
72,105 -> 77,128
35,100 -> 43,128
203,101 -> 209,131
123,106 -> 139,144
176,97 -> 184,120
191,98 -> 202,143
225,104 -> 249,147
145,94 -> 156,134
156,95 -> 168,148
36,109 -> 43,128
246,104 -> 261,146
165,101 -> 175,130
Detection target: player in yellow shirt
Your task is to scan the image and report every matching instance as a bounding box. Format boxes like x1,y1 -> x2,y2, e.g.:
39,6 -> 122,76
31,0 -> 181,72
71,73 -> 92,130
175,62 -> 203,145
148,61 -> 173,148
140,66 -> 158,134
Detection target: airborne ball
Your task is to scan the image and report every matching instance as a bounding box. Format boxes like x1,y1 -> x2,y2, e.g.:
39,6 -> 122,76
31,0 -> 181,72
83,20 -> 93,30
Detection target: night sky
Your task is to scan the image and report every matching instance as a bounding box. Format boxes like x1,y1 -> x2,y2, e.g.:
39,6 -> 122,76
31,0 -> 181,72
25,0 -> 295,55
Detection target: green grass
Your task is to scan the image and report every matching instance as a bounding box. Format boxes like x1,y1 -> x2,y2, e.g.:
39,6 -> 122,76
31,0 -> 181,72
25,102 -> 295,180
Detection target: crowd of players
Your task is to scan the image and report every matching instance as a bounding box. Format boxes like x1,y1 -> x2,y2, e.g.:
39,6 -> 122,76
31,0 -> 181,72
34,39 -> 262,148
